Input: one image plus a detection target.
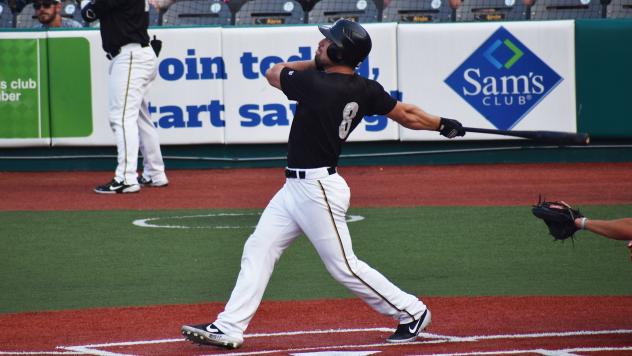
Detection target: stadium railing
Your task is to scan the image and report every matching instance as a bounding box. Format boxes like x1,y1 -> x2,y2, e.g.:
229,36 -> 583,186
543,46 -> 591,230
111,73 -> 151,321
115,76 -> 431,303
0,0 -> 630,29
162,0 -> 232,26
383,0 -> 456,23
234,0 -> 305,25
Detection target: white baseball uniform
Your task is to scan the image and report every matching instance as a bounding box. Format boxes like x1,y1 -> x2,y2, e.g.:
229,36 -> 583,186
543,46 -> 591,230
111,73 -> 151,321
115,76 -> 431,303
108,44 -> 166,185
213,67 -> 427,340
84,0 -> 167,187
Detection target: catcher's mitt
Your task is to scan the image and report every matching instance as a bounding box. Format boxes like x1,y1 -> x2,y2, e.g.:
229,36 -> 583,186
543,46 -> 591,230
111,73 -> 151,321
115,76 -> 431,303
532,198 -> 583,241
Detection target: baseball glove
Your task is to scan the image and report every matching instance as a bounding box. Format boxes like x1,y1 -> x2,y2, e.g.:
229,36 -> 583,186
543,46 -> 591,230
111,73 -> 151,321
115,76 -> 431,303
532,198 -> 583,241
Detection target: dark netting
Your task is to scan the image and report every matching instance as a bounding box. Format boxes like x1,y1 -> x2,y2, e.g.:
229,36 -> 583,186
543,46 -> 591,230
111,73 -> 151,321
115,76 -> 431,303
234,0 -> 305,25
0,0 -> 630,29
383,0 -> 456,23
456,0 -> 530,21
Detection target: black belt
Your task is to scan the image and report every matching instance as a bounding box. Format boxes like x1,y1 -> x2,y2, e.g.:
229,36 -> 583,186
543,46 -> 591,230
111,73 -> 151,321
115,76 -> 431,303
106,42 -> 149,60
285,167 -> 336,179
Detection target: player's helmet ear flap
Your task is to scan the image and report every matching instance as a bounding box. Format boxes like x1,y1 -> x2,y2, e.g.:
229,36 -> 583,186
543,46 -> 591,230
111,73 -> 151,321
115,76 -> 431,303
318,19 -> 372,68
326,42 -> 344,64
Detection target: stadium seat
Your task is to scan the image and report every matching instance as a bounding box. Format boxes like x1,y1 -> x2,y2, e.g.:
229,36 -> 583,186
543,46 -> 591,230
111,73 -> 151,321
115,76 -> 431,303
15,3 -> 37,28
235,0 -> 305,25
308,0 -> 379,23
529,0 -> 604,19
0,1 -> 15,28
61,0 -> 84,26
383,0 -> 455,23
607,0 -> 632,17
456,0 -> 528,20
162,0 -> 233,26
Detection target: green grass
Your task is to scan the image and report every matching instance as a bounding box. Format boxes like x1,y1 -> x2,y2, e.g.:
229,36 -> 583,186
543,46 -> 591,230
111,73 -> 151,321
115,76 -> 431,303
1,205 -> 631,314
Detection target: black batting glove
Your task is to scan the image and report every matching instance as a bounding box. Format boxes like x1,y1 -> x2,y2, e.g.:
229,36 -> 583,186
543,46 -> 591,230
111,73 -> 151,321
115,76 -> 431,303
438,117 -> 465,138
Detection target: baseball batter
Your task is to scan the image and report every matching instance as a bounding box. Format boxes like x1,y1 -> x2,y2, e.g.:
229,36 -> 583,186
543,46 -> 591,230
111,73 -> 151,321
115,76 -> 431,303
82,0 -> 168,194
182,19 -> 465,349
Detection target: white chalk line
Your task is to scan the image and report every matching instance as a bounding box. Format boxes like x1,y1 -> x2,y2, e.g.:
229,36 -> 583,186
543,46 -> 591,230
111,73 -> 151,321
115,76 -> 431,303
132,213 -> 365,229
0,352 -> 82,355
407,346 -> 632,356
0,328 -> 632,356
2,328 -> 630,356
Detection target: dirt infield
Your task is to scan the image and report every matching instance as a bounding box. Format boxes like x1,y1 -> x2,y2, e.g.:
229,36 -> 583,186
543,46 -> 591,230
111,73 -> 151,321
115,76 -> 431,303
2,162 -> 632,211
2,163 -> 631,355
1,296 -> 631,355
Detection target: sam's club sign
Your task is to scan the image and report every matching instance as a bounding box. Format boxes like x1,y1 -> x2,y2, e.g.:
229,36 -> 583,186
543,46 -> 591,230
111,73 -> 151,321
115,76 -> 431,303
445,27 -> 562,130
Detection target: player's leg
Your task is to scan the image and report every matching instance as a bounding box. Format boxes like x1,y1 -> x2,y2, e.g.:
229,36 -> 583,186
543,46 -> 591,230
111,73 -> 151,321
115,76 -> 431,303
136,50 -> 167,187
106,48 -> 154,186
291,174 -> 429,336
138,97 -> 167,186
183,185 -> 302,347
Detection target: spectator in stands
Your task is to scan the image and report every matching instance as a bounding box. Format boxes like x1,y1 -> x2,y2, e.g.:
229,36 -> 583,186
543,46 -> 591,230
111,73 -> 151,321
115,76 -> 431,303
149,0 -> 175,11
32,0 -> 82,28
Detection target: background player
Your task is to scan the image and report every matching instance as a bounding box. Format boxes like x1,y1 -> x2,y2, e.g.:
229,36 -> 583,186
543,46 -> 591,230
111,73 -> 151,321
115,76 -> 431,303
82,0 -> 168,194
182,19 -> 465,349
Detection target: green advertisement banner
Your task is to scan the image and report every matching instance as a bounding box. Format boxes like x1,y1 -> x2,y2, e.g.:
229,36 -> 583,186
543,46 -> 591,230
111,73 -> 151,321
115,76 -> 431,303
0,38 -> 48,139
0,36 -> 92,140
48,37 -> 93,138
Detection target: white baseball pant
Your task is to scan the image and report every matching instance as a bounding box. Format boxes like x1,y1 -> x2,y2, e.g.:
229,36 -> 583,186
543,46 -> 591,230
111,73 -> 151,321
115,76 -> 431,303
108,43 -> 166,185
214,167 -> 427,339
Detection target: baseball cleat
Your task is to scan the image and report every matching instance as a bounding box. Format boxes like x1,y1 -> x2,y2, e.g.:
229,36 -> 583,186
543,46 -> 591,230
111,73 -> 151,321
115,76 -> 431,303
138,176 -> 169,187
386,309 -> 431,343
181,323 -> 243,349
94,179 -> 140,194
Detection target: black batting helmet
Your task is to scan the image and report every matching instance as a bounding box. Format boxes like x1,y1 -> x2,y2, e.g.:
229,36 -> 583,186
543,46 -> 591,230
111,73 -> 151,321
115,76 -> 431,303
318,19 -> 372,68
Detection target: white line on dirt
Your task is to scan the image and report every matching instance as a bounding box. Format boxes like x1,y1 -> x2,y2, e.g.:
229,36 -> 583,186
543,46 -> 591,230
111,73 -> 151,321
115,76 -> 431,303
406,345 -> 632,356
59,346 -> 131,356
17,328 -> 632,356
0,352 -> 82,355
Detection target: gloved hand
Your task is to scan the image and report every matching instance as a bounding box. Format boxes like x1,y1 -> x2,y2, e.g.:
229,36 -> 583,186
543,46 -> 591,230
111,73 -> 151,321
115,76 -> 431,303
438,117 -> 465,138
532,199 -> 583,241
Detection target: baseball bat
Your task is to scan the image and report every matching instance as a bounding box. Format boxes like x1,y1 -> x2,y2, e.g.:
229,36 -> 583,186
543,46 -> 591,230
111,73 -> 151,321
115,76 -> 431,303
463,127 -> 590,145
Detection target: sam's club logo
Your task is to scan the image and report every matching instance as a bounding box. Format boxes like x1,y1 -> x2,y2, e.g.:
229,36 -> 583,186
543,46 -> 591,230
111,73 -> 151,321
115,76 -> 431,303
445,27 -> 562,130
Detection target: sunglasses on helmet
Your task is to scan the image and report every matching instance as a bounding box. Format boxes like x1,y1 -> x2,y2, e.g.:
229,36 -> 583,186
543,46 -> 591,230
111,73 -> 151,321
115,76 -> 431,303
33,1 -> 57,10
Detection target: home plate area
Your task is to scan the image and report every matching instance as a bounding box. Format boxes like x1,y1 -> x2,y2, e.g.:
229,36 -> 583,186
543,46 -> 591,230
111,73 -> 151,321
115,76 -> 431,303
44,328 -> 632,356
2,297 -> 631,356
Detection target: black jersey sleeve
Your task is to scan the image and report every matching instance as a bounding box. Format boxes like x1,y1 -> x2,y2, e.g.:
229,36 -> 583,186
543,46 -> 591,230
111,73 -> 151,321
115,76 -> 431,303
369,80 -> 397,116
280,67 -> 315,102
92,0 -> 129,12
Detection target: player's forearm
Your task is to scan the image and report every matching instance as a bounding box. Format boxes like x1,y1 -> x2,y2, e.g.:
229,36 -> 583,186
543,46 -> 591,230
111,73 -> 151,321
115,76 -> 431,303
401,105 -> 441,131
576,218 -> 632,240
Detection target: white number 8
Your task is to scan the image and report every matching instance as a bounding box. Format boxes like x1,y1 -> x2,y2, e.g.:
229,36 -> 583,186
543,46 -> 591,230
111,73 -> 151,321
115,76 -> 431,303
339,102 -> 359,139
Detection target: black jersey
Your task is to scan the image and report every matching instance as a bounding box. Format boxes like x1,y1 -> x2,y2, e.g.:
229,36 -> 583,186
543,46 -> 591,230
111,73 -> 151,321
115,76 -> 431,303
280,67 -> 397,168
92,0 -> 150,55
